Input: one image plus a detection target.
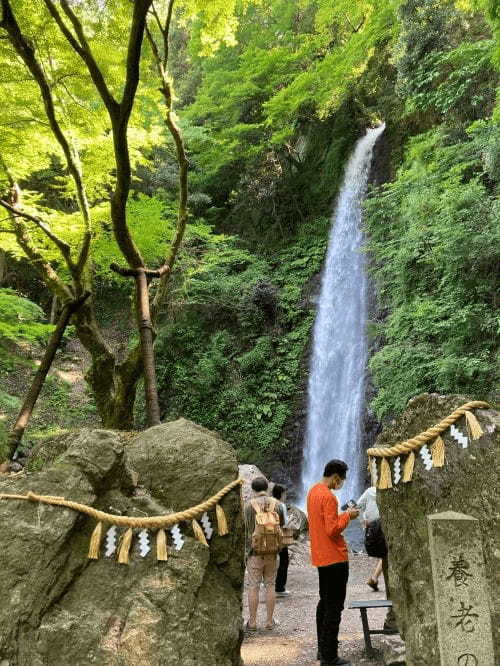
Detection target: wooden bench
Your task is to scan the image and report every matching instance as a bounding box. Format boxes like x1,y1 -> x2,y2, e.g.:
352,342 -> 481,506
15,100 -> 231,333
348,599 -> 398,656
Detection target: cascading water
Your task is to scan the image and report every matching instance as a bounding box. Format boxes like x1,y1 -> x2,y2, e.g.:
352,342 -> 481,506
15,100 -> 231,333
300,124 -> 385,510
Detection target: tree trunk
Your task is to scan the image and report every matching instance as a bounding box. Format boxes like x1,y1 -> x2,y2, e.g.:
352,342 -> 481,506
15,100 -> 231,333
70,295 -> 143,430
135,269 -> 160,427
0,249 -> 7,285
84,342 -> 143,430
7,293 -> 89,458
49,294 -> 59,323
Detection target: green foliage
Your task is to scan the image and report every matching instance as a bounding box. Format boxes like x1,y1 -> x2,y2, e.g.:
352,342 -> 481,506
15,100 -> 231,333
0,0 -> 252,300
1,0 -> 498,461
365,123 -> 499,417
184,0 -> 398,221
263,1 -> 398,137
91,196 -> 176,287
395,0 -> 481,95
405,40 -> 498,120
0,289 -> 54,344
0,390 -> 21,411
0,420 -> 8,460
0,341 -> 97,454
155,217 -> 329,457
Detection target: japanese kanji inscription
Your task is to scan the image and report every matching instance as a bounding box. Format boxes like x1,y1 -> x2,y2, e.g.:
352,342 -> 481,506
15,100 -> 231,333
427,512 -> 495,665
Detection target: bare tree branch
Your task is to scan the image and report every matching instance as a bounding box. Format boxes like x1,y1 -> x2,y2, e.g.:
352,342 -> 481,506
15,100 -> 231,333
149,0 -> 174,70
105,0 -> 153,269
0,198 -> 75,271
345,15 -> 365,34
43,0 -> 119,117
120,0 -> 153,123
0,117 -> 51,128
146,3 -> 189,316
7,291 -> 90,457
110,262 -> 169,278
45,0 -> 152,269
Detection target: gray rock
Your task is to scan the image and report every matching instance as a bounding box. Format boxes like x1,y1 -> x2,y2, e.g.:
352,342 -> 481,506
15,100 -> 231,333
376,394 -> 499,666
0,420 -> 244,665
286,504 -> 308,535
380,636 -> 406,665
238,464 -> 267,503
25,429 -> 72,472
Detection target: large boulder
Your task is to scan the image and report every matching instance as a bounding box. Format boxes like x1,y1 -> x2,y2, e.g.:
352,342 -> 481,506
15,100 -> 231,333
375,394 -> 499,665
0,419 -> 244,665
238,464 -> 267,503
286,504 -> 308,535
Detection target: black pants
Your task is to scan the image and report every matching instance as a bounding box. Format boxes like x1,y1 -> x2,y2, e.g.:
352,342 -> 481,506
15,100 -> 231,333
316,561 -> 349,662
275,547 -> 289,592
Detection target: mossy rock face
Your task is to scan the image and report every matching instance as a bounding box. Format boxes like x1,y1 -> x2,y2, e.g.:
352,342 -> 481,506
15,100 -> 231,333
376,393 -> 499,666
0,422 -> 9,461
24,429 -> 73,472
0,420 -> 244,666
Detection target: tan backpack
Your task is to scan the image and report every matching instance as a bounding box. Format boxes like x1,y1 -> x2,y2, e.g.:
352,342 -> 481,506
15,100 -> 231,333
250,498 -> 282,555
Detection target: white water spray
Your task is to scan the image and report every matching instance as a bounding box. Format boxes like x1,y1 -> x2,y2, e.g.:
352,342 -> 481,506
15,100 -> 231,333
300,124 -> 385,507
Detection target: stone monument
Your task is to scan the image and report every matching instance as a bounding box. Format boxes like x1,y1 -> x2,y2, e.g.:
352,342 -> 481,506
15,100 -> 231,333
428,512 -> 495,666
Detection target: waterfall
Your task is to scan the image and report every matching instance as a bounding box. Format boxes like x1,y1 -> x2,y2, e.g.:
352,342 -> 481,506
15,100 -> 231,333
300,124 -> 385,508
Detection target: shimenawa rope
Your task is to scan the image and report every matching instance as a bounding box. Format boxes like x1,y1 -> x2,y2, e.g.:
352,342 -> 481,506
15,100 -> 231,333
367,401 -> 489,457
0,478 -> 242,528
366,401 -> 489,489
0,478 -> 242,563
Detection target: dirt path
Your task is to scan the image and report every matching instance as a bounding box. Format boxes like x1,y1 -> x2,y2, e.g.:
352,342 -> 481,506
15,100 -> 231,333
241,549 -> 388,666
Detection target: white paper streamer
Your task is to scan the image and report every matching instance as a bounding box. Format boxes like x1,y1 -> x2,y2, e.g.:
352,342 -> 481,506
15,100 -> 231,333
201,512 -> 213,540
104,526 -> 117,557
138,529 -> 151,557
393,456 -> 401,484
450,424 -> 468,448
171,524 -> 184,551
420,444 -> 433,471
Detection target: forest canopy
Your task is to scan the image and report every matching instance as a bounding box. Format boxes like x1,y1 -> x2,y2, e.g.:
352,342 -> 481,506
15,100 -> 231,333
0,0 -> 498,462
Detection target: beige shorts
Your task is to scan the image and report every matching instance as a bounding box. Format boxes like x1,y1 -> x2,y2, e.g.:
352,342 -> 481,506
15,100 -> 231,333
246,554 -> 278,589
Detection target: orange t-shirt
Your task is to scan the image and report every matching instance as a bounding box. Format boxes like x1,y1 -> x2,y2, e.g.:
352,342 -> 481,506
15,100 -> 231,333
307,483 -> 350,567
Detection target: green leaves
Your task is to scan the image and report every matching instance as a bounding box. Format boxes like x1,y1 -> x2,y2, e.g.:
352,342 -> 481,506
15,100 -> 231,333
185,0 -> 399,183
405,40 -> 498,121
264,1 -> 398,133
0,288 -> 55,344
365,123 -> 499,417
153,214 -> 329,456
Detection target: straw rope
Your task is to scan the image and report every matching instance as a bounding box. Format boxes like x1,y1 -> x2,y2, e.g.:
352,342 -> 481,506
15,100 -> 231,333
366,401 -> 489,458
0,478 -> 242,528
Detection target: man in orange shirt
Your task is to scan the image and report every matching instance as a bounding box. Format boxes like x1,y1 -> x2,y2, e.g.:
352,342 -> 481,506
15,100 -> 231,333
307,459 -> 359,666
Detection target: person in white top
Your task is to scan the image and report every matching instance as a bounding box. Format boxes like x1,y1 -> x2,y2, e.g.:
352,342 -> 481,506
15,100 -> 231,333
356,486 -> 383,591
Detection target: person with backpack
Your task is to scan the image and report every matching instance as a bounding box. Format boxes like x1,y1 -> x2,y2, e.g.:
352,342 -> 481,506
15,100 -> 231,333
272,484 -> 291,597
244,477 -> 285,631
356,485 -> 397,632
356,485 -> 386,591
307,459 -> 359,666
